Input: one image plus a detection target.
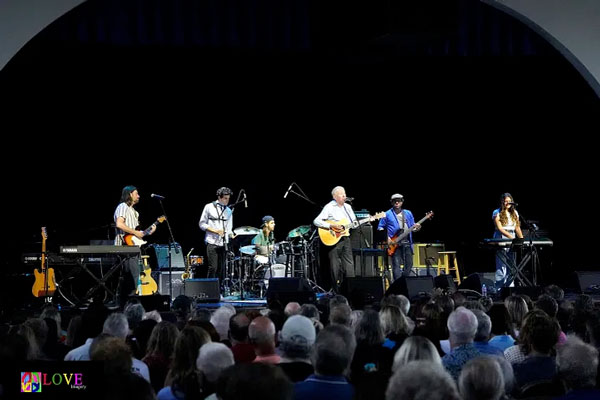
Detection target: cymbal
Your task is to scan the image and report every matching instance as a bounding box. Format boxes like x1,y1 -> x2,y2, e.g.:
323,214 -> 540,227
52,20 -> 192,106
287,225 -> 311,238
234,226 -> 260,235
240,245 -> 256,256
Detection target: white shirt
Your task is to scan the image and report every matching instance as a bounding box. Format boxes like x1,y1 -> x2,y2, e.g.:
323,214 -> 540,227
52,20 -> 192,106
313,200 -> 356,229
199,201 -> 233,246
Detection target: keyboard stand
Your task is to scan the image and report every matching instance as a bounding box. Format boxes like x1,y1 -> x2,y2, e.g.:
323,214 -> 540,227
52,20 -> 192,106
82,255 -> 132,302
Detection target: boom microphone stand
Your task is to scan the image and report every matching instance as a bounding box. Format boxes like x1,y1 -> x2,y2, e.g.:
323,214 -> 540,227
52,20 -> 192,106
283,182 -> 326,293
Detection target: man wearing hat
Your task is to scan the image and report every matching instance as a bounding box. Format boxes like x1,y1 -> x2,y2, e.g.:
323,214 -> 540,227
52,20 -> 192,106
252,215 -> 276,257
378,194 -> 421,281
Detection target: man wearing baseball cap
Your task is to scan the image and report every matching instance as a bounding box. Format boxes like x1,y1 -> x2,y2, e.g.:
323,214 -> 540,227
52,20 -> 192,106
378,194 -> 421,281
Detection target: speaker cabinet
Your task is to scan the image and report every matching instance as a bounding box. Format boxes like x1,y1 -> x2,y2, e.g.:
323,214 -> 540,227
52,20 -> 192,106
341,277 -> 384,308
350,224 -> 373,249
152,244 -> 186,270
386,276 -> 434,300
458,273 -> 495,295
573,271 -> 600,294
184,278 -> 220,302
157,271 -> 186,299
434,274 -> 456,292
266,278 -> 315,306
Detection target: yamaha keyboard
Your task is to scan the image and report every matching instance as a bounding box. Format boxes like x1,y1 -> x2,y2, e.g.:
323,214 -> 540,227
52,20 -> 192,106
482,238 -> 553,247
60,245 -> 141,255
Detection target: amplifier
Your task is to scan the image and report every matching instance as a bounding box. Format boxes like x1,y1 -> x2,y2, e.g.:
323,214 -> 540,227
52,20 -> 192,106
157,271 -> 186,299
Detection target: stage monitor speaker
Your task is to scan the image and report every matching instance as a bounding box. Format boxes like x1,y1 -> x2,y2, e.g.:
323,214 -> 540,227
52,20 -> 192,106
266,278 -> 315,306
184,278 -> 220,302
500,286 -> 544,301
157,271 -> 186,299
573,271 -> 600,294
341,277 -> 384,308
386,276 -> 434,300
350,224 -> 373,249
128,294 -> 171,312
458,273 -> 495,295
434,274 -> 456,292
152,243 -> 186,270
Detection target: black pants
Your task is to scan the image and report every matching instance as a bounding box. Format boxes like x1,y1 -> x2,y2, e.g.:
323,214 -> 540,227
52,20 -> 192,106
206,243 -> 225,281
328,236 -> 355,292
116,255 -> 139,306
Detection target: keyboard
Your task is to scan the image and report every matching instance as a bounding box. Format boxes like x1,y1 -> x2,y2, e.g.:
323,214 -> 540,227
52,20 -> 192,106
60,245 -> 141,255
482,238 -> 553,247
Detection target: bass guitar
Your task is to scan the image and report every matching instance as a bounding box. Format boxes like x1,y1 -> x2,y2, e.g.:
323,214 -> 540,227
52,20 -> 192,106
319,212 -> 385,246
387,211 -> 434,256
32,227 -> 56,298
124,216 -> 166,246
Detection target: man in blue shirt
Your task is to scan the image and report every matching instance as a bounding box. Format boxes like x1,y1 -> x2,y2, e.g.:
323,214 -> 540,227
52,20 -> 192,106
378,193 -> 420,281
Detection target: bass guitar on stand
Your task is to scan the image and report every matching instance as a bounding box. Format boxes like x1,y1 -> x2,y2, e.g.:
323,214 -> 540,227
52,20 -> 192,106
387,211 -> 434,256
32,227 -> 56,300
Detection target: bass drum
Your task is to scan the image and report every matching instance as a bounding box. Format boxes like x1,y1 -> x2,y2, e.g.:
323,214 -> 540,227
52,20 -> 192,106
254,263 -> 287,289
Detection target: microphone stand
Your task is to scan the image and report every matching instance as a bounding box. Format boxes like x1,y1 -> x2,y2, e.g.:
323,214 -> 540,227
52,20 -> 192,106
285,182 -> 326,293
156,198 -> 178,302
227,192 -> 247,299
514,206 -> 540,286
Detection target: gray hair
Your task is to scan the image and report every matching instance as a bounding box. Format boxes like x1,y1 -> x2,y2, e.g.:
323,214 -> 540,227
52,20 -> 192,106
312,325 -> 356,376
447,307 -> 478,345
102,313 -> 129,339
392,336 -> 442,372
458,357 -> 504,400
471,309 -> 492,342
124,303 -> 145,330
211,306 -> 236,341
196,342 -> 235,383
331,186 -> 345,197
386,360 -> 460,400
557,335 -> 600,389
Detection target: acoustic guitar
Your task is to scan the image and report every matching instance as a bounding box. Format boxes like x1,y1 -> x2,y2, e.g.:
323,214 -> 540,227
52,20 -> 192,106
124,215 -> 166,246
387,211 -> 434,256
32,227 -> 56,298
136,255 -> 157,296
319,212 -> 385,246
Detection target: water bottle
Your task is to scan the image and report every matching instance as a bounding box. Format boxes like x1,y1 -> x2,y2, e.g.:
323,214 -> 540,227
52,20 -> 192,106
481,283 -> 487,297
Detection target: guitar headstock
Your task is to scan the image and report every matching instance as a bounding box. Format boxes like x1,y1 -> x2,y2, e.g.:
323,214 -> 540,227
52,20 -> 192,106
41,227 -> 48,240
425,211 -> 434,219
372,212 -> 386,220
157,216 -> 167,223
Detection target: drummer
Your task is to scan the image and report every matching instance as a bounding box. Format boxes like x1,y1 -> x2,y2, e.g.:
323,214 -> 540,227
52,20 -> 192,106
252,215 -> 276,257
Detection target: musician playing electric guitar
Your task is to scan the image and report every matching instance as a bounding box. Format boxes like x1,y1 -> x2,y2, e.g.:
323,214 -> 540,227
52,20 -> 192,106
113,185 -> 156,305
378,194 -> 421,281
313,186 -> 359,293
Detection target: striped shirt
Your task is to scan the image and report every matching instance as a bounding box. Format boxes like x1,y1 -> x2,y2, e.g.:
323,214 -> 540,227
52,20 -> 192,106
114,202 -> 139,245
199,201 -> 233,246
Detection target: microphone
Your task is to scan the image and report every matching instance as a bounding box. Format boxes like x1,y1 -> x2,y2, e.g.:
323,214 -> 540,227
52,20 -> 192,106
283,182 -> 294,199
508,202 -> 518,206
244,193 -> 248,208
345,197 -> 354,202
151,193 -> 166,200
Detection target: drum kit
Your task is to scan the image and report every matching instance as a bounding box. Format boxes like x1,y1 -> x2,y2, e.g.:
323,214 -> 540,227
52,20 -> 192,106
222,224 -> 317,298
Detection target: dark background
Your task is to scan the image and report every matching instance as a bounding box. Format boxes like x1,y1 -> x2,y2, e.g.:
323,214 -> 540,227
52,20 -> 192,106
1,0 -> 599,308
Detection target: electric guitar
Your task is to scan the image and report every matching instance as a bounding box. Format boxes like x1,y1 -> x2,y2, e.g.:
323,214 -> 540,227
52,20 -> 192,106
32,227 -> 56,298
319,212 -> 385,246
387,211 -> 434,256
124,216 -> 166,246
136,255 -> 158,296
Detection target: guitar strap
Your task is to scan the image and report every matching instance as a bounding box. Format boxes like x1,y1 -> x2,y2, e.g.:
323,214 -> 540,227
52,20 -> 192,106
343,204 -> 355,224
